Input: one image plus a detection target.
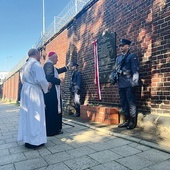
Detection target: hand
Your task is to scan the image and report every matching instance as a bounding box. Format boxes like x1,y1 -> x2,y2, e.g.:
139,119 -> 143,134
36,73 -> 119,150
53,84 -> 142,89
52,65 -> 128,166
132,72 -> 139,86
66,62 -> 71,70
48,82 -> 52,91
60,77 -> 64,83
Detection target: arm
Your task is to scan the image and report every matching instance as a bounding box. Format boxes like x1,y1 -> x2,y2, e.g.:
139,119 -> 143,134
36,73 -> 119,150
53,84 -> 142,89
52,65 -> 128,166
57,66 -> 67,74
130,53 -> 139,86
33,62 -> 49,93
43,62 -> 60,85
130,53 -> 139,74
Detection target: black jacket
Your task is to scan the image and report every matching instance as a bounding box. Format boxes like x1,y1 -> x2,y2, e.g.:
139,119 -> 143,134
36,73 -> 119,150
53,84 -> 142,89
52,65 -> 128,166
70,69 -> 82,93
116,53 -> 139,88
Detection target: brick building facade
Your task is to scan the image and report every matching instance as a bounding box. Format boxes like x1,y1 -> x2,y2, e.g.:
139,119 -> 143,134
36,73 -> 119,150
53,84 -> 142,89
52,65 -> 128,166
3,0 -> 170,116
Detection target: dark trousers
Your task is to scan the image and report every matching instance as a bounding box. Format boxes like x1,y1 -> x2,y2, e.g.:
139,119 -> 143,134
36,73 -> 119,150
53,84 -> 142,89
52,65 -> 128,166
119,87 -> 137,118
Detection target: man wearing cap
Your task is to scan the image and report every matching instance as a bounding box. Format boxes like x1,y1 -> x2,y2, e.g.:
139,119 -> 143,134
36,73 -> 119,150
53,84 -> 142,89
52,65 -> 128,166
115,39 -> 140,129
43,52 -> 69,136
69,62 -> 82,117
18,48 -> 52,149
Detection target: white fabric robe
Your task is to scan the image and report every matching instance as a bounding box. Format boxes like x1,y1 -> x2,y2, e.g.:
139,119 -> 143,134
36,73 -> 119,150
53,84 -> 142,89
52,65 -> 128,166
18,58 -> 49,145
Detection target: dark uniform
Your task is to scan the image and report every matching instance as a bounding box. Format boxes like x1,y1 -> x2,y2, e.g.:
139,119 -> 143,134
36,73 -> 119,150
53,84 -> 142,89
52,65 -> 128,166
70,62 -> 82,117
116,39 -> 140,129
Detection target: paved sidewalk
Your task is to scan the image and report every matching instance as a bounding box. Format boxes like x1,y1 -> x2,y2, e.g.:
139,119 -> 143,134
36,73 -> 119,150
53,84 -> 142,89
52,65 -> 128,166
0,102 -> 170,170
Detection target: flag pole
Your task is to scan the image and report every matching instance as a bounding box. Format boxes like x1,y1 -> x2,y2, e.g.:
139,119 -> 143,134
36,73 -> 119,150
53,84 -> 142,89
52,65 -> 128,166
42,0 -> 46,43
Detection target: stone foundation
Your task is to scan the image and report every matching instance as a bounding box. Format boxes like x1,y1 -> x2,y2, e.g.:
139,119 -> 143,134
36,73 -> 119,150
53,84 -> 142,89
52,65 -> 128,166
80,105 -> 120,125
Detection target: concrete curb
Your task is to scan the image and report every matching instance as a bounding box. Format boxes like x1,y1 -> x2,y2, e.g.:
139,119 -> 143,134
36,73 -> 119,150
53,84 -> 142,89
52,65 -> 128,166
63,118 -> 170,154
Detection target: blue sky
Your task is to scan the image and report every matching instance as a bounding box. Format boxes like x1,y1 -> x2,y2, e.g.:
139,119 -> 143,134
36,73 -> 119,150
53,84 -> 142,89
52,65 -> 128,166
0,0 -> 70,71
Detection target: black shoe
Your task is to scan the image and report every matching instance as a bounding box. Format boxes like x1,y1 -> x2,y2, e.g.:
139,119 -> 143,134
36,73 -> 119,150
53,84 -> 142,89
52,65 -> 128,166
57,130 -> 63,135
25,143 -> 38,149
25,143 -> 45,149
39,143 -> 45,147
127,122 -> 136,129
127,116 -> 137,129
75,113 -> 80,117
118,121 -> 129,128
68,111 -> 74,115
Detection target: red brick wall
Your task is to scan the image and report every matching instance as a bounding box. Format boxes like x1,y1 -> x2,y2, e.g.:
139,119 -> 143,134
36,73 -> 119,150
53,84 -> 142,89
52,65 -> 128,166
151,0 -> 170,114
46,0 -> 169,114
3,0 -> 170,115
2,72 -> 20,102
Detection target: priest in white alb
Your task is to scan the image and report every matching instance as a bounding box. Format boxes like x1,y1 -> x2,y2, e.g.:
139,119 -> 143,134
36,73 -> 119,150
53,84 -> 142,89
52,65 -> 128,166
18,48 -> 51,149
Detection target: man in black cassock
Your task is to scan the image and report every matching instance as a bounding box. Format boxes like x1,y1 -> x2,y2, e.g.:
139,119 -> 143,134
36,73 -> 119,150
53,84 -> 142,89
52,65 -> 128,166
43,52 -> 69,136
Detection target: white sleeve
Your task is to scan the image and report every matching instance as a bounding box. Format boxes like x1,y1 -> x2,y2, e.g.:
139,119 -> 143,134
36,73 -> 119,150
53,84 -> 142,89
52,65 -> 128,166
33,62 -> 49,93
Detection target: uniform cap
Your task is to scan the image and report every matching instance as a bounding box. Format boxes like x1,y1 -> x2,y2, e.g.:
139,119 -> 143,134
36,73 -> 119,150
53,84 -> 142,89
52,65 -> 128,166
119,39 -> 132,46
71,62 -> 78,67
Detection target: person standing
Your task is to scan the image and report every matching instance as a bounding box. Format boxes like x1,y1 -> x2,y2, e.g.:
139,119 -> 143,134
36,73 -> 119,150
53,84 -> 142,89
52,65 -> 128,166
115,39 -> 140,129
43,52 -> 69,136
18,48 -> 51,149
69,62 -> 82,117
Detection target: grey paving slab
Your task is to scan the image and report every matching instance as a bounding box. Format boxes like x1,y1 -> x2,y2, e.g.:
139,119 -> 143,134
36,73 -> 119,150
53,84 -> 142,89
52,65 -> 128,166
66,145 -> 96,157
14,158 -> 48,170
4,137 -> 18,144
148,160 -> 170,170
0,139 -> 5,144
24,150 -> 41,159
65,139 -> 94,148
0,164 -> 15,170
136,149 -> 170,162
89,150 -> 122,163
65,124 -> 88,133
0,148 -> 10,157
43,140 -> 56,147
48,137 -> 68,145
0,134 -> 14,140
36,162 -> 71,170
104,138 -> 132,149
129,142 -> 152,151
64,155 -> 99,170
140,140 -> 170,153
90,161 -> 128,170
111,145 -> 142,156
116,155 -> 154,170
88,140 -> 112,151
0,153 -> 26,166
43,151 -> 73,164
9,145 -> 29,154
47,143 -> 74,153
38,148 -> 52,157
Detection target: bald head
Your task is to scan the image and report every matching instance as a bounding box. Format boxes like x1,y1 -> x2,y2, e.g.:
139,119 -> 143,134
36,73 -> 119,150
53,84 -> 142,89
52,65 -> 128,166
28,48 -> 41,61
28,48 -> 39,57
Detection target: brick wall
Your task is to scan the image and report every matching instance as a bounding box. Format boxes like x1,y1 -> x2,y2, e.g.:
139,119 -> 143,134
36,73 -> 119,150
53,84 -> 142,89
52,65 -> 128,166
3,0 -> 170,115
151,0 -> 170,114
2,72 -> 20,102
40,0 -> 170,115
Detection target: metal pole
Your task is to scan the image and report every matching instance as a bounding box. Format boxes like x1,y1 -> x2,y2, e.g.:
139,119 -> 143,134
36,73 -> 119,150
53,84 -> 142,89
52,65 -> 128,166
42,0 -> 46,43
75,0 -> 78,13
54,16 -> 56,33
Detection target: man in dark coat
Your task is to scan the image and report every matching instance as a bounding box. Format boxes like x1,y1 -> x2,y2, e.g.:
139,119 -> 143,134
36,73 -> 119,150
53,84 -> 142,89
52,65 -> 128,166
69,62 -> 82,117
43,52 -> 69,136
116,39 -> 140,129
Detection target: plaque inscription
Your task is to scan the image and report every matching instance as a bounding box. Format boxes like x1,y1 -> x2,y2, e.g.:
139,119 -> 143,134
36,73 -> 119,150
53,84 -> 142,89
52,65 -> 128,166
98,31 -> 117,83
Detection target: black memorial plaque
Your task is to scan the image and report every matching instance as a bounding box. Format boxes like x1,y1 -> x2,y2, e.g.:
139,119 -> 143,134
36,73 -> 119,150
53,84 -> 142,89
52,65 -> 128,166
98,31 -> 117,83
